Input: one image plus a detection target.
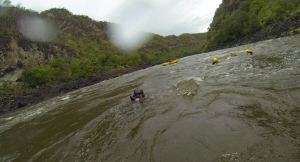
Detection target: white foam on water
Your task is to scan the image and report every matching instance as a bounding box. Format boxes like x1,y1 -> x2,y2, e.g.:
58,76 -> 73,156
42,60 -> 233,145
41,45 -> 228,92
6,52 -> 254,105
221,152 -> 240,162
5,117 -> 14,120
175,77 -> 203,85
60,95 -> 70,101
172,77 -> 203,96
0,106 -> 47,133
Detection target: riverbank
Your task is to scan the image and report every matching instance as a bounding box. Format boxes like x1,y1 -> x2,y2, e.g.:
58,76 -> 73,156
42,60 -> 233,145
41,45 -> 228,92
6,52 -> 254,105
0,63 -> 159,114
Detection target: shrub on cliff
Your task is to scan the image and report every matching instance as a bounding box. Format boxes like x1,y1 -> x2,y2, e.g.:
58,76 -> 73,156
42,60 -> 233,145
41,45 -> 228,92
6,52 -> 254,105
51,58 -> 72,82
22,66 -> 55,87
51,58 -> 65,70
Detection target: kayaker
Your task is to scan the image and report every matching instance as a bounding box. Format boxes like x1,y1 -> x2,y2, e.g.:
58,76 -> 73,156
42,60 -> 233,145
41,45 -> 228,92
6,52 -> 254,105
247,49 -> 253,55
130,88 -> 145,101
212,58 -> 219,65
231,52 -> 237,57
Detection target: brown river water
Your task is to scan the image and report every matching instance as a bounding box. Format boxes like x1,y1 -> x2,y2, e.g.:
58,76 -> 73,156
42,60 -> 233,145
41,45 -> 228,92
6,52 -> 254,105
1,35 -> 300,162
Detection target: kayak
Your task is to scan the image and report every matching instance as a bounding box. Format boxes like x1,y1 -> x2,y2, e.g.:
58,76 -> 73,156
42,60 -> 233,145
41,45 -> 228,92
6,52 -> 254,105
163,60 -> 178,66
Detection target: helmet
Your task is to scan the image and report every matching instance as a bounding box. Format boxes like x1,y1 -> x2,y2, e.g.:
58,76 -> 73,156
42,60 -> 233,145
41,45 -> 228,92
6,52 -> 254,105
134,88 -> 144,95
231,52 -> 234,54
213,58 -> 218,62
247,49 -> 250,52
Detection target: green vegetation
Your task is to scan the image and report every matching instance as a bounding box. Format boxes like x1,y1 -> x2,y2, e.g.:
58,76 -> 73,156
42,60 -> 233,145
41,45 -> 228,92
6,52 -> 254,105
204,0 -> 300,51
0,1 -> 207,89
0,81 -> 30,98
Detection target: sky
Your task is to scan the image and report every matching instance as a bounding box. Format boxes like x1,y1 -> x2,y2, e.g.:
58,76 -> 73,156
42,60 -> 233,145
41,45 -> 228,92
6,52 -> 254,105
10,0 -> 222,36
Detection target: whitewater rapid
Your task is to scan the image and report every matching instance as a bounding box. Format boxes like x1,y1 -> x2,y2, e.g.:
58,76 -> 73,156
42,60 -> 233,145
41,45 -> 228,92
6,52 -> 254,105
1,35 -> 300,161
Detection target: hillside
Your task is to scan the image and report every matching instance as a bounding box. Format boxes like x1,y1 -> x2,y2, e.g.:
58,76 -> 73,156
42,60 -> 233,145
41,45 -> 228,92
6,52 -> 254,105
203,0 -> 300,51
0,6 -> 207,85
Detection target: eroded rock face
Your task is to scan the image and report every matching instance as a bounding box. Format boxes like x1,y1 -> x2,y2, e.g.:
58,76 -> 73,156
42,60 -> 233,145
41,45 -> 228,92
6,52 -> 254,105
0,69 -> 21,85
0,36 -> 75,84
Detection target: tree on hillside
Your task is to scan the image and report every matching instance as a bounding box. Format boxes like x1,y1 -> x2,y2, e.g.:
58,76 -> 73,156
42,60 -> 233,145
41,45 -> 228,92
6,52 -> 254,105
2,0 -> 11,7
243,13 -> 262,34
238,0 -> 252,12
250,0 -> 265,14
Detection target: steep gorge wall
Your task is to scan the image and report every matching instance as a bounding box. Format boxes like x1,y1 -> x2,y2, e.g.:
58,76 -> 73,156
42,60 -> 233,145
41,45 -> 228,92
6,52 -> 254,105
0,35 -> 75,84
0,7 -> 207,86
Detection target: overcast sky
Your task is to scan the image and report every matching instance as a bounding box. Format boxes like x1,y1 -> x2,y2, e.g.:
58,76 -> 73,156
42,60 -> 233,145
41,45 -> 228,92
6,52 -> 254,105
10,0 -> 222,36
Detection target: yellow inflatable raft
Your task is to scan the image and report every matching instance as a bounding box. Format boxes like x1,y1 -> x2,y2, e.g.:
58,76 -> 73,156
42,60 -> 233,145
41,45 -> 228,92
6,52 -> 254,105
163,60 -> 178,66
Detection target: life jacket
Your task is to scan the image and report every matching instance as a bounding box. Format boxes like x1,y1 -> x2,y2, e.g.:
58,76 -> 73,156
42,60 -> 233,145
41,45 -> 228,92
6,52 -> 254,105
130,94 -> 145,101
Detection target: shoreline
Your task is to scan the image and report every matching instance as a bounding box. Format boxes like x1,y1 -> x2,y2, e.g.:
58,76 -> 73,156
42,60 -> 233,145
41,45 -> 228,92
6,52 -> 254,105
0,63 -> 158,114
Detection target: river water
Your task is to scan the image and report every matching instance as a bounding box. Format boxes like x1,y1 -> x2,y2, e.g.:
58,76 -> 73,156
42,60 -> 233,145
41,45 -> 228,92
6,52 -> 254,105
1,35 -> 300,162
